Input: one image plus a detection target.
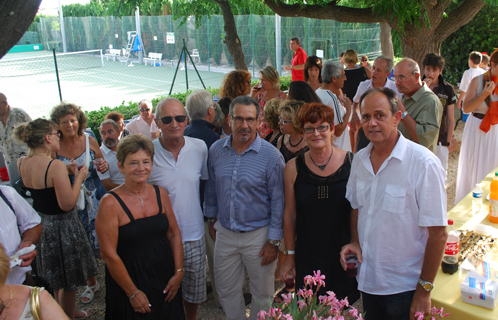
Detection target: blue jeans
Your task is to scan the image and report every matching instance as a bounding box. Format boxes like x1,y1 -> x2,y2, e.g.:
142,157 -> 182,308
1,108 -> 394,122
362,290 -> 415,320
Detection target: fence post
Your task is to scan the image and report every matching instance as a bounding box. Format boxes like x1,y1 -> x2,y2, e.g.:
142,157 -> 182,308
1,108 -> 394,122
89,16 -> 94,49
135,7 -> 143,63
170,16 -> 174,60
207,17 -> 210,72
275,14 -> 281,75
52,49 -> 62,101
70,17 -> 75,51
58,0 -> 67,53
251,14 -> 255,77
307,18 -> 311,56
112,16 -> 115,49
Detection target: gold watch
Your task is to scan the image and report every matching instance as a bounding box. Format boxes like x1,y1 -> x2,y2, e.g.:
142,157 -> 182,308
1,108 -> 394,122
418,278 -> 434,291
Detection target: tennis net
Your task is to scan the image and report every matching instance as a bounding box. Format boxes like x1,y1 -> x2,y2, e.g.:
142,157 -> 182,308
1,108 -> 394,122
0,49 -> 103,77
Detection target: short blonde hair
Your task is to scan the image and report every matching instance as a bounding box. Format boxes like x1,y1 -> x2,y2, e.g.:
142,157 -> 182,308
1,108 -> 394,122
279,100 -> 305,134
0,243 -> 10,287
343,49 -> 358,65
260,66 -> 281,90
116,134 -> 155,165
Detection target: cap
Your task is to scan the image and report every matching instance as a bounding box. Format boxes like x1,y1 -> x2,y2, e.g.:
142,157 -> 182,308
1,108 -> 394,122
448,219 -> 454,225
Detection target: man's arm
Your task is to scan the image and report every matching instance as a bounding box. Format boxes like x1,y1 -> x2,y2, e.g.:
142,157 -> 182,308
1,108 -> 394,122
101,178 -> 120,191
204,149 -> 219,241
18,223 -> 42,267
398,100 -> 419,143
456,91 -> 466,109
333,95 -> 351,137
446,104 -> 455,147
291,63 -> 305,71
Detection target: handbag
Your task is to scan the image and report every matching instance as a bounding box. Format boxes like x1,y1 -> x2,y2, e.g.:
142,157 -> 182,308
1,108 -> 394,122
76,133 -> 92,211
29,287 -> 43,320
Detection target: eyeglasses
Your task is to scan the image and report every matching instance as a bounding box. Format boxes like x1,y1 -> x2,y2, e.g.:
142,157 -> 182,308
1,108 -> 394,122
393,71 -> 415,82
361,59 -> 368,62
303,124 -> 330,134
160,115 -> 187,124
139,108 -> 150,112
232,116 -> 257,125
49,132 -> 61,138
279,117 -> 292,124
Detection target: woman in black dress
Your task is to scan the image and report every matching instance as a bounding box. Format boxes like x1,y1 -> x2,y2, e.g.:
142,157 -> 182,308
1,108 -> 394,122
96,134 -> 185,319
280,103 -> 359,303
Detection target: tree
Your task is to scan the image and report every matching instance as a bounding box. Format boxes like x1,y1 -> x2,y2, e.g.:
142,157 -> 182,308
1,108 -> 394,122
264,0 -> 486,67
0,0 -> 42,59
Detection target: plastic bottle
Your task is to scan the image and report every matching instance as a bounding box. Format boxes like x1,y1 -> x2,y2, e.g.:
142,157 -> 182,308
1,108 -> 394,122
472,183 -> 483,214
489,172 -> 498,223
441,219 -> 459,274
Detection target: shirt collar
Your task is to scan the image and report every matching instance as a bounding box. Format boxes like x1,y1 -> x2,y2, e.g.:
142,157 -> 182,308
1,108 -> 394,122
223,133 -> 262,154
360,131 -> 406,162
191,119 -> 216,130
406,83 -> 429,102
100,143 -> 115,155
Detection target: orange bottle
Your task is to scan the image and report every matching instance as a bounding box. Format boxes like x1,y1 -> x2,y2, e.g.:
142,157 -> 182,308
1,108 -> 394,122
489,172 -> 498,223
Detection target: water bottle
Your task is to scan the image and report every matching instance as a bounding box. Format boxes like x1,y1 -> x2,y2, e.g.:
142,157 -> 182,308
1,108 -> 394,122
489,173 -> 498,223
441,219 -> 459,274
472,183 -> 483,214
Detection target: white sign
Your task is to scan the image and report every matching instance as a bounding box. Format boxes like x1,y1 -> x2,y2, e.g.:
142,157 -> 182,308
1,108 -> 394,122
153,36 -> 157,41
316,50 -> 324,58
166,32 -> 175,44
115,34 -> 118,38
109,45 -> 113,49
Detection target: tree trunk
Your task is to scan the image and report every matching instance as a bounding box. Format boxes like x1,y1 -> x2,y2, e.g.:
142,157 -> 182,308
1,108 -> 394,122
398,26 -> 443,68
380,22 -> 394,61
214,0 -> 247,70
0,0 -> 42,59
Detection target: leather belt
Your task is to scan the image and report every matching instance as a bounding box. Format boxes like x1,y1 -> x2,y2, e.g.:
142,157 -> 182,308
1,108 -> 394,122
472,113 -> 485,120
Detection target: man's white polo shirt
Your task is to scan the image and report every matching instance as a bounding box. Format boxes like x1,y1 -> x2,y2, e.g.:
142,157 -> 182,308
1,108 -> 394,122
353,79 -> 402,104
346,133 -> 447,295
97,144 -> 124,185
149,137 -> 208,243
125,115 -> 160,140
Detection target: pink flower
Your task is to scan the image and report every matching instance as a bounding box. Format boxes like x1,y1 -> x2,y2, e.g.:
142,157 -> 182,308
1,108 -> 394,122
313,270 -> 326,286
348,307 -> 358,317
431,306 -> 438,316
304,275 -> 313,286
339,297 -> 349,309
297,289 -> 306,298
282,315 -> 293,320
312,310 -> 319,320
257,310 -> 268,320
281,292 -> 293,305
357,314 -> 364,320
297,300 -> 306,311
414,312 -> 425,320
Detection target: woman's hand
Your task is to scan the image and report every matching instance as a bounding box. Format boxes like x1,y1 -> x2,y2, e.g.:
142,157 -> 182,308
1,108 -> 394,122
483,81 -> 496,98
67,160 -> 77,175
280,254 -> 296,282
163,272 -> 183,302
129,290 -> 151,314
74,165 -> 89,184
96,159 -> 108,173
251,83 -> 263,99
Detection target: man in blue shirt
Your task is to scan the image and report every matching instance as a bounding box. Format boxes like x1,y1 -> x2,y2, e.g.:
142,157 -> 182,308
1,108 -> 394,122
204,96 -> 285,320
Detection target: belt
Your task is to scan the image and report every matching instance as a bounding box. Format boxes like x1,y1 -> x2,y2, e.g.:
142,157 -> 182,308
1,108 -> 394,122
439,142 -> 450,147
472,113 -> 485,120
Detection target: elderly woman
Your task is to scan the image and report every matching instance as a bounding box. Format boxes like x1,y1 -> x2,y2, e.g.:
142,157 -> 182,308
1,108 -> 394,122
0,243 -> 69,319
304,56 -> 323,91
96,134 -> 185,320
219,70 -> 252,100
13,119 -> 97,319
287,81 -> 322,103
252,66 -> 287,138
343,49 -> 371,100
280,102 -> 359,303
50,103 -> 107,304
105,111 -> 130,139
277,100 -> 309,163
456,48 -> 498,203
263,99 -> 283,147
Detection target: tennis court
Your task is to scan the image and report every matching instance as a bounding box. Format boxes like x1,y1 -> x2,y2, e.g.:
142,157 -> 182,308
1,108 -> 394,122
0,50 -> 232,119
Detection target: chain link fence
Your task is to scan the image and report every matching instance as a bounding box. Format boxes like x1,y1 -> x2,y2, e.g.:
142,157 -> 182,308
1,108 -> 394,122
1,15 -> 380,119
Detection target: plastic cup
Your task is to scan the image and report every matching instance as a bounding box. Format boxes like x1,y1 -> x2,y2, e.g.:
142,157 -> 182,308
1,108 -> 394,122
346,254 -> 358,277
93,158 -> 104,172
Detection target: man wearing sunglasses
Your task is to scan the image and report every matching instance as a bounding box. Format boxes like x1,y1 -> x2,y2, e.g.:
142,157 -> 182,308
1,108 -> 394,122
149,97 -> 208,320
124,99 -> 161,140
204,96 -> 285,320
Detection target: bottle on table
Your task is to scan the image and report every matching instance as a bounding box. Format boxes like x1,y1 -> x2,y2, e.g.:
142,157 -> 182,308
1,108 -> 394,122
489,172 -> 498,224
441,219 -> 459,275
472,183 -> 483,214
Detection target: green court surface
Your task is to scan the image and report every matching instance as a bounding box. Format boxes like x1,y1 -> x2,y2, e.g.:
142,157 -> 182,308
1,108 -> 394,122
0,50 -> 228,119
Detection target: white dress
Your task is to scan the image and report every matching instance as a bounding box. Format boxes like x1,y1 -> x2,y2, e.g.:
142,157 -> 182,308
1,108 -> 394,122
455,74 -> 498,204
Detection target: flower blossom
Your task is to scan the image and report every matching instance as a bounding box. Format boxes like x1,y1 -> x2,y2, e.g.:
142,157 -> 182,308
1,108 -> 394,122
313,270 -> 326,287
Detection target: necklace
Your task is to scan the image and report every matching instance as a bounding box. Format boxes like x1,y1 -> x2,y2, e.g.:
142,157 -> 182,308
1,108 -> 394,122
288,135 -> 303,148
309,148 -> 334,171
122,185 -> 147,208
1,286 -> 13,320
62,137 -> 82,158
29,151 -> 50,157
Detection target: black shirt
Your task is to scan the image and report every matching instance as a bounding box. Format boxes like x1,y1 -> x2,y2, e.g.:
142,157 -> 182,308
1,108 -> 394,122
184,119 -> 220,149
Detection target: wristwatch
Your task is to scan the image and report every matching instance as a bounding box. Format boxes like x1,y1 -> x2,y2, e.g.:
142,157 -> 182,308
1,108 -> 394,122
268,239 -> 281,247
401,111 -> 409,120
284,250 -> 295,255
418,278 -> 434,291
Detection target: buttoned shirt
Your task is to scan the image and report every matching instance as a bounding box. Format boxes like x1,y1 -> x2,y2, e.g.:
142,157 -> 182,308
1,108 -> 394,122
0,186 -> 41,284
291,47 -> 307,82
97,144 -> 124,185
353,79 -> 402,104
125,115 -> 160,140
204,135 -> 285,240
398,84 -> 443,153
0,108 -> 31,164
149,137 -> 208,242
346,133 -> 447,295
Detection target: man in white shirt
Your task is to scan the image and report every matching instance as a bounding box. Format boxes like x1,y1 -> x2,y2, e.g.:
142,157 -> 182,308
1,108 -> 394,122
351,56 -> 401,152
125,99 -> 161,140
149,98 -> 208,320
456,51 -> 486,109
97,119 -> 124,190
0,185 -> 41,285
340,88 -> 447,320
315,60 -> 352,151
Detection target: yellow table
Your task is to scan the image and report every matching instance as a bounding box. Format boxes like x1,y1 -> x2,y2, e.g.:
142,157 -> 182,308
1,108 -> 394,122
431,167 -> 498,319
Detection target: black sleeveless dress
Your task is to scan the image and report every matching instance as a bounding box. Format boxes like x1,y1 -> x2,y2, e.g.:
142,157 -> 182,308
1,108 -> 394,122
294,153 -> 360,303
105,185 -> 185,320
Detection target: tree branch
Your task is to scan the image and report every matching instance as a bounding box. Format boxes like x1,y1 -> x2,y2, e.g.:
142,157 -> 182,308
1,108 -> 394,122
436,0 -> 485,40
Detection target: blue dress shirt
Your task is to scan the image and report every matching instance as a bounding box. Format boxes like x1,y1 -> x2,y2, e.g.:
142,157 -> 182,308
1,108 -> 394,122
204,134 -> 285,240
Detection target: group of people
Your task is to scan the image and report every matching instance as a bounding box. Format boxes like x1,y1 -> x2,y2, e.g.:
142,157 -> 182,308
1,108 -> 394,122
1,37 -> 498,320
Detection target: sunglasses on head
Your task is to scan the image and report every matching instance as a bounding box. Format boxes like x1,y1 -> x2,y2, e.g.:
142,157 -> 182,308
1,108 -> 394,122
139,108 -> 150,112
160,115 -> 187,124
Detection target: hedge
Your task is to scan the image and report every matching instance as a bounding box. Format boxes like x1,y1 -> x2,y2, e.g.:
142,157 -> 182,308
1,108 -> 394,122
85,75 -> 292,142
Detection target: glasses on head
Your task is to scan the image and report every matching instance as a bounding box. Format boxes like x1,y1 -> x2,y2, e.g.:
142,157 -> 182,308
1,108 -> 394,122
393,71 -> 415,82
232,116 -> 256,125
303,124 -> 330,134
139,108 -> 150,112
279,117 -> 292,124
49,132 -> 61,138
160,115 -> 187,124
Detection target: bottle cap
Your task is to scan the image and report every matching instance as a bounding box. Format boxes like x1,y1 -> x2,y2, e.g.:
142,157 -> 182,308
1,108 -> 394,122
495,172 -> 498,177
448,219 -> 454,225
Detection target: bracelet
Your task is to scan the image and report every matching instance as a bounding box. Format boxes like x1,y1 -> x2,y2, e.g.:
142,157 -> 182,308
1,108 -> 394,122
175,268 -> 184,273
207,218 -> 216,223
22,239 -> 34,243
128,289 -> 139,300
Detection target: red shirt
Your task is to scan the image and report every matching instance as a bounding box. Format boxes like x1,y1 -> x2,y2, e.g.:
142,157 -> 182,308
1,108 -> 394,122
291,47 -> 307,81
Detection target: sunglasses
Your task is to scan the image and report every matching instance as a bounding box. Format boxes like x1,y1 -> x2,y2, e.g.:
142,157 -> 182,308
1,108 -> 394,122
139,108 -> 150,112
160,115 -> 187,124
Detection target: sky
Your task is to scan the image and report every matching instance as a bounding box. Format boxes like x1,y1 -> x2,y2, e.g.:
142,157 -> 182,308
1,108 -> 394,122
39,0 -> 91,15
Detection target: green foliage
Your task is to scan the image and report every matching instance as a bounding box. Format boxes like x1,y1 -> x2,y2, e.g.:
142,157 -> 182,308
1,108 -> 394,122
441,3 -> 498,85
63,0 -> 106,17
100,0 -> 169,17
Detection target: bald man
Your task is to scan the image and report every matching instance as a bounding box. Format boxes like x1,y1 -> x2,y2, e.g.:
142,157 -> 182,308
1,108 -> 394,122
0,93 -> 32,165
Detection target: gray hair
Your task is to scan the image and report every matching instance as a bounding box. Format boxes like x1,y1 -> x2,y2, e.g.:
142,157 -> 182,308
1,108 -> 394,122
291,37 -> 301,45
155,97 -> 185,119
375,55 -> 394,74
396,58 -> 420,75
185,89 -> 214,121
213,103 -> 225,128
229,96 -> 259,119
100,119 -> 119,132
360,87 -> 400,116
322,60 -> 344,83
139,99 -> 152,109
